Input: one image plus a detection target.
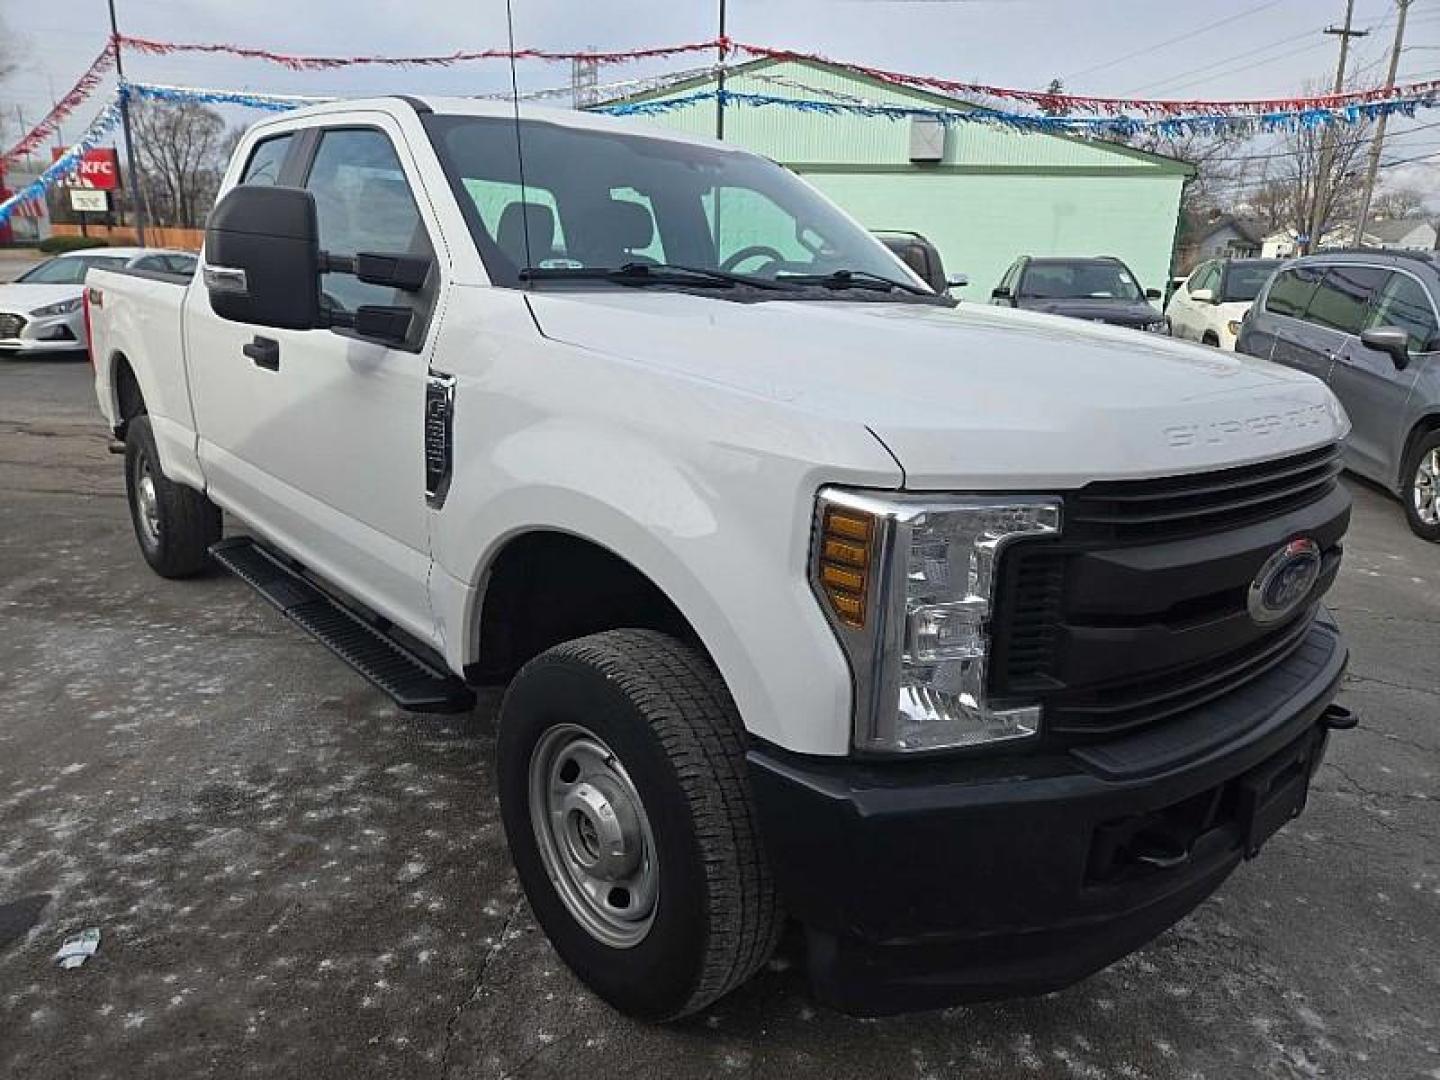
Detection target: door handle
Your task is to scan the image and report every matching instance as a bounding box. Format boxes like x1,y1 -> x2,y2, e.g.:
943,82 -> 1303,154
243,336 -> 279,371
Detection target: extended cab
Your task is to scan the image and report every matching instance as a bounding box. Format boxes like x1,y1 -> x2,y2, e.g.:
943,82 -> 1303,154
89,98 -> 1355,1020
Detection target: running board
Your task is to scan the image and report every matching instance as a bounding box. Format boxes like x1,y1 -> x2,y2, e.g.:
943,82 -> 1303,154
209,536 -> 475,714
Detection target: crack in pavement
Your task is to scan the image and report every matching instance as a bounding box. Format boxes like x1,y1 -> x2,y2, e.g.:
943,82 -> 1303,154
437,894 -> 526,1080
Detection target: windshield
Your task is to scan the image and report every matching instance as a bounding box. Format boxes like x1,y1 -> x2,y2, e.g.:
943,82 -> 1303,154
16,255 -> 128,285
1221,261 -> 1282,303
423,115 -> 926,297
1020,261 -> 1142,301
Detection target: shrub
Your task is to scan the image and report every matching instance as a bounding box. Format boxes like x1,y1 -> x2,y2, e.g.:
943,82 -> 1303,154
38,236 -> 110,254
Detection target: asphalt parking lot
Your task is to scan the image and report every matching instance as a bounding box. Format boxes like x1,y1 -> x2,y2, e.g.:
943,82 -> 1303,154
1,356 -> 1438,1079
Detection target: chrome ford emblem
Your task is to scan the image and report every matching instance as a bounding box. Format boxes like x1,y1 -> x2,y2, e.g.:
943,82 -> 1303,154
1247,538 -> 1322,625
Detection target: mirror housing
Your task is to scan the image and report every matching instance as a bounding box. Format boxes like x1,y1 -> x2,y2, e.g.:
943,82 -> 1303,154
1361,325 -> 1411,369
1144,287 -> 1163,300
1189,287 -> 1216,304
946,272 -> 969,289
991,285 -> 1012,301
873,231 -> 947,293
204,185 -> 321,330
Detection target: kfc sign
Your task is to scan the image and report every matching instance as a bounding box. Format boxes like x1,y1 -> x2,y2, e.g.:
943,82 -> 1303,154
51,147 -> 121,191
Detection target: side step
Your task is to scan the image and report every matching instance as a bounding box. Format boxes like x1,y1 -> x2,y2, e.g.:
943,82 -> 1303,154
210,536 -> 475,714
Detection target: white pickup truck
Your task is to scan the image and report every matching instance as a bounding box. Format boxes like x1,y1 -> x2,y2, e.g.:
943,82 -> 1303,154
88,97 -> 1357,1020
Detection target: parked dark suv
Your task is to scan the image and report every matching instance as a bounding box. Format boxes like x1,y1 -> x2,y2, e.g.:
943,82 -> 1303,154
1237,250 -> 1440,540
990,255 -> 1167,332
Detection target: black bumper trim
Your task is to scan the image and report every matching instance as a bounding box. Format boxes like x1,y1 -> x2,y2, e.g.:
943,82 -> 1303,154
746,613 -> 1347,1016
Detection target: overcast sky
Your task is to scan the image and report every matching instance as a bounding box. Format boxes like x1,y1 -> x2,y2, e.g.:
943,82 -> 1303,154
5,0 -> 1439,198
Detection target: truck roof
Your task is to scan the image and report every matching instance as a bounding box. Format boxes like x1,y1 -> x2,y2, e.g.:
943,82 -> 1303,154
256,95 -> 746,154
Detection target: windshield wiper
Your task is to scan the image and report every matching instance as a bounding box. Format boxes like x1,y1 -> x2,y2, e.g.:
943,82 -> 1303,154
520,262 -> 790,291
776,269 -> 932,296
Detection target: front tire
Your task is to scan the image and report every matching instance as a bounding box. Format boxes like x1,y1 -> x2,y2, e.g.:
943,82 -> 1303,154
1402,430 -> 1440,542
124,414 -> 222,578
496,629 -> 782,1021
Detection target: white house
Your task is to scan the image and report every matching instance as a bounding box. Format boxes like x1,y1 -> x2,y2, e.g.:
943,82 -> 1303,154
1262,218 -> 1437,259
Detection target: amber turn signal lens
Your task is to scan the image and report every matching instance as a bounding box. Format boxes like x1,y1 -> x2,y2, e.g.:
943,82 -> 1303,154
818,508 -> 873,628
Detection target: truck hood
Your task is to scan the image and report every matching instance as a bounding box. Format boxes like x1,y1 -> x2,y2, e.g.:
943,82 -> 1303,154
0,283 -> 82,314
526,290 -> 1349,490
1013,297 -> 1163,327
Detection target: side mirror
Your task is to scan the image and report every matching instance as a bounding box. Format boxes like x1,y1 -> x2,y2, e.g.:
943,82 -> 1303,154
991,286 -> 1012,301
204,185 -> 425,347
1360,326 -> 1411,369
204,185 -> 321,330
946,273 -> 969,289
1144,287 -> 1162,300
1189,288 -> 1216,304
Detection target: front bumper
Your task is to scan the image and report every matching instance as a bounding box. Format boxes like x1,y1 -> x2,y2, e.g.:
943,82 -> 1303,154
0,309 -> 86,354
747,612 -> 1347,1016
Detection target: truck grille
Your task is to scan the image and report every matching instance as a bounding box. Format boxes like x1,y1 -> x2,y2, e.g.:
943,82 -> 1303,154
990,443 -> 1349,742
1067,443 -> 1342,542
0,313 -> 26,339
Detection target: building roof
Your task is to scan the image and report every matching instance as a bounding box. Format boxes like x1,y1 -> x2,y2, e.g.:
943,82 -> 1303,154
601,56 -> 1195,176
1195,215 -> 1267,246
1364,218 -> 1434,243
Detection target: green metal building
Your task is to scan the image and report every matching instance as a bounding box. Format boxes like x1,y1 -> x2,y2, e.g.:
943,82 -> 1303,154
608,58 -> 1194,297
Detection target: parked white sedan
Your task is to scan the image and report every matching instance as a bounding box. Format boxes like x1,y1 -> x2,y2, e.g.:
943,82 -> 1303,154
0,247 -> 196,356
1166,257 -> 1282,350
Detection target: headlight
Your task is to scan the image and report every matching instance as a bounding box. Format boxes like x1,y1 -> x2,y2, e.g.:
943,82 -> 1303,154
811,490 -> 1061,753
30,297 -> 83,318
1143,319 -> 1168,334
1227,320 -> 1242,337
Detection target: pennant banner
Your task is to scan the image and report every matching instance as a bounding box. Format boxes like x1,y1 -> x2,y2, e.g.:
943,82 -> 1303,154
596,87 -> 1440,137
116,35 -> 723,72
730,42 -> 1440,118
2,44 -> 118,169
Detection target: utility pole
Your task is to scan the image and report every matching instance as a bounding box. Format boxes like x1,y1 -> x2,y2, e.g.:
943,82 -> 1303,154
1354,0 -> 1412,242
107,0 -> 147,245
1306,0 -> 1367,254
715,0 -> 727,141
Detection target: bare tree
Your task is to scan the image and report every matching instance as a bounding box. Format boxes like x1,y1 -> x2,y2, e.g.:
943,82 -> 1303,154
1371,186 -> 1427,220
131,100 -> 232,227
1248,118 -> 1371,246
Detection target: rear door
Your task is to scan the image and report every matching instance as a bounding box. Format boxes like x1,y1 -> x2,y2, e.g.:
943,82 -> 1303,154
186,118 -> 446,643
1169,261 -> 1217,341
1336,269 -> 1436,483
1258,265 -> 1338,382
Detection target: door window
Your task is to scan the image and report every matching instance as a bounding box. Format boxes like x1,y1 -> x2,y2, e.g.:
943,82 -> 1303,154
1367,273 -> 1439,353
1265,266 -> 1322,319
1189,262 -> 1219,294
304,128 -> 433,314
240,134 -> 294,187
1306,266 -> 1388,335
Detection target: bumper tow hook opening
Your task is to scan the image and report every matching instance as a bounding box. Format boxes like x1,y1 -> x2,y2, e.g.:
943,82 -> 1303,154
1320,704 -> 1357,731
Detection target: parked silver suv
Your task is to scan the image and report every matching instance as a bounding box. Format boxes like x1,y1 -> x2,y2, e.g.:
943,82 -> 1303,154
1238,250 -> 1440,540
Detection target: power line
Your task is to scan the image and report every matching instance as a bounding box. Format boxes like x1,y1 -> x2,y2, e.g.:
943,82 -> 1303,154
1122,27 -> 1322,96
1063,0 -> 1293,85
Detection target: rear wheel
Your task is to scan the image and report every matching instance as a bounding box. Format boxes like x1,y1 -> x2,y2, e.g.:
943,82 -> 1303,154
1402,430 -> 1440,542
496,629 -> 782,1020
124,415 -> 222,577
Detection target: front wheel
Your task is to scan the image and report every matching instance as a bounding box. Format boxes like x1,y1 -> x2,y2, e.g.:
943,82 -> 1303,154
496,629 -> 782,1021
124,415 -> 222,577
1402,431 -> 1440,542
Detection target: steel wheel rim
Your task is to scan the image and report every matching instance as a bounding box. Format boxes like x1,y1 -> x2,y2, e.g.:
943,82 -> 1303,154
1415,449 -> 1440,526
528,723 -> 658,948
133,452 -> 161,548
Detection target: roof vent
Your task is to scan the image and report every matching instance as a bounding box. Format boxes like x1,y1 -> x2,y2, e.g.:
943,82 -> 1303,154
908,116 -> 945,162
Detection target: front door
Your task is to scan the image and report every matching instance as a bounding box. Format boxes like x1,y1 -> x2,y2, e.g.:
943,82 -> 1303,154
186,118 -> 446,643
1334,270 -> 1434,484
